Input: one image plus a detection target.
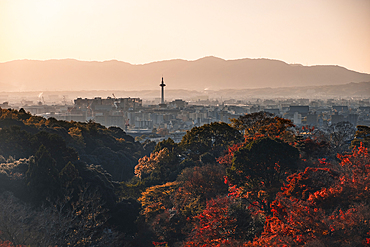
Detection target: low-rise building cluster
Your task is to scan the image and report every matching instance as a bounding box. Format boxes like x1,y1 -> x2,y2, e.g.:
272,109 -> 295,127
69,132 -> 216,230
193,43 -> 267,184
2,94 -> 369,143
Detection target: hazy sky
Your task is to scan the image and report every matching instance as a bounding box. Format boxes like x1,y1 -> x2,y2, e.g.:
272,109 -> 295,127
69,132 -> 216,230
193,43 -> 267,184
1,0 -> 369,73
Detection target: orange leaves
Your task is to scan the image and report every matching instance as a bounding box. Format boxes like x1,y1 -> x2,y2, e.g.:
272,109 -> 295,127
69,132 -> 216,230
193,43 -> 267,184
138,182 -> 178,221
134,148 -> 170,179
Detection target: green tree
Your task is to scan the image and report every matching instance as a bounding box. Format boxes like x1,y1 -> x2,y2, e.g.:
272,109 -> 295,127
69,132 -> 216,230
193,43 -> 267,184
26,145 -> 62,204
0,126 -> 33,159
31,131 -> 79,170
154,138 -> 179,153
228,137 -> 299,188
59,161 -> 83,200
180,122 -> 243,161
227,137 -> 299,213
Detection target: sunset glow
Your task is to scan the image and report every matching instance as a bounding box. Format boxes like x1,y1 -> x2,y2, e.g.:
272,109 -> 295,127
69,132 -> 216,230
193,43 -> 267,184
1,0 -> 370,73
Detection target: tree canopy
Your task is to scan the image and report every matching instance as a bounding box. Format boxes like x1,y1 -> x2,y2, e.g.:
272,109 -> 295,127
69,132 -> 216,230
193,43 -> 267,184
227,137 -> 299,189
180,122 -> 243,160
1,107 -> 369,246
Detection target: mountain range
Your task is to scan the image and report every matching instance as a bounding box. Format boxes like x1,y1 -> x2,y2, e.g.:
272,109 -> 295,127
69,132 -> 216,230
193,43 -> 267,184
0,57 -> 369,92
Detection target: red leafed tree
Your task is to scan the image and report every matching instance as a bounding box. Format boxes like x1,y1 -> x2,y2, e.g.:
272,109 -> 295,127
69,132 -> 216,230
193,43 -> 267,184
226,137 -> 299,215
148,165 -> 229,246
173,164 -> 229,217
282,167 -> 339,200
183,196 -> 244,247
217,143 -> 243,167
0,241 -> 26,247
250,144 -> 370,246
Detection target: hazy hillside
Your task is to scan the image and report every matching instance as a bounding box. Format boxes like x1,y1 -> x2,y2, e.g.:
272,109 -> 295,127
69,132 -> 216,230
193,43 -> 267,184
1,57 -> 370,92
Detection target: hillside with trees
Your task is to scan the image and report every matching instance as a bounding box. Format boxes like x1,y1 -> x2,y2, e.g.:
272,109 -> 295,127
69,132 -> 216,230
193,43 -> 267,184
0,108 -> 368,246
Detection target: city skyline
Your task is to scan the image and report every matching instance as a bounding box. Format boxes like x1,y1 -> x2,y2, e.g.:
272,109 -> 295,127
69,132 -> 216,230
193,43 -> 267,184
1,0 -> 370,74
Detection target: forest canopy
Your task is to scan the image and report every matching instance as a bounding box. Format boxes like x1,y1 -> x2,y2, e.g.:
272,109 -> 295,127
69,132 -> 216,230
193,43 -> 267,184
0,108 -> 368,247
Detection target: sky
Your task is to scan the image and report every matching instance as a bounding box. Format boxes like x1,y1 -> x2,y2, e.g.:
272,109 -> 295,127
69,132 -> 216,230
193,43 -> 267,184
1,0 -> 370,73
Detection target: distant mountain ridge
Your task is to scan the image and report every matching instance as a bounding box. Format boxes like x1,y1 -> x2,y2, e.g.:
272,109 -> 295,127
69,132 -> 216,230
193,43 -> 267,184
0,57 -> 369,92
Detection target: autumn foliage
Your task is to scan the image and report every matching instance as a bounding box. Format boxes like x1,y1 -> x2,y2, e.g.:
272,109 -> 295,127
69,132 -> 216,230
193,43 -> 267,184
1,109 -> 368,247
183,197 -> 244,247
132,114 -> 369,247
250,144 -> 370,246
0,240 -> 26,247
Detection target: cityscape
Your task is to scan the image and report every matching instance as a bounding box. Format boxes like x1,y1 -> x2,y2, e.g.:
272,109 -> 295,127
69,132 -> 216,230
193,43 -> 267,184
1,0 -> 370,246
1,78 -> 369,143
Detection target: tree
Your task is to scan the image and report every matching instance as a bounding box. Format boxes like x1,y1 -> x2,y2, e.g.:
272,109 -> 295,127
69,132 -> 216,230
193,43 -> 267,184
231,111 -> 295,142
134,148 -> 180,183
68,126 -> 86,148
231,111 -> 274,134
173,164 -> 228,217
0,126 -> 33,160
31,131 -> 79,170
227,137 -> 299,214
199,152 -> 216,165
138,182 -> 179,222
227,137 -> 299,189
154,138 -> 180,154
294,132 -> 331,160
26,145 -> 62,204
327,121 -> 355,154
351,125 -> 370,148
136,180 -> 183,246
282,167 -> 339,200
59,161 -> 83,200
217,143 -> 244,167
0,188 -> 120,247
0,192 -> 38,246
136,164 -> 230,246
251,144 -> 370,246
180,122 -> 243,161
183,196 -> 260,247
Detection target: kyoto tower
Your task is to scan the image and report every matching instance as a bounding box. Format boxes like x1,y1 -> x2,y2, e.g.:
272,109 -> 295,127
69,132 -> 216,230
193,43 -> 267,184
159,77 -> 166,105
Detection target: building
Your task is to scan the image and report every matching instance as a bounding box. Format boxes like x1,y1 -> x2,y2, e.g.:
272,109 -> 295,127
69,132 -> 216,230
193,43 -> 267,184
306,113 -> 318,126
294,112 -> 302,124
331,112 -> 345,124
347,113 -> 358,126
289,105 -> 309,115
332,105 -> 348,112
